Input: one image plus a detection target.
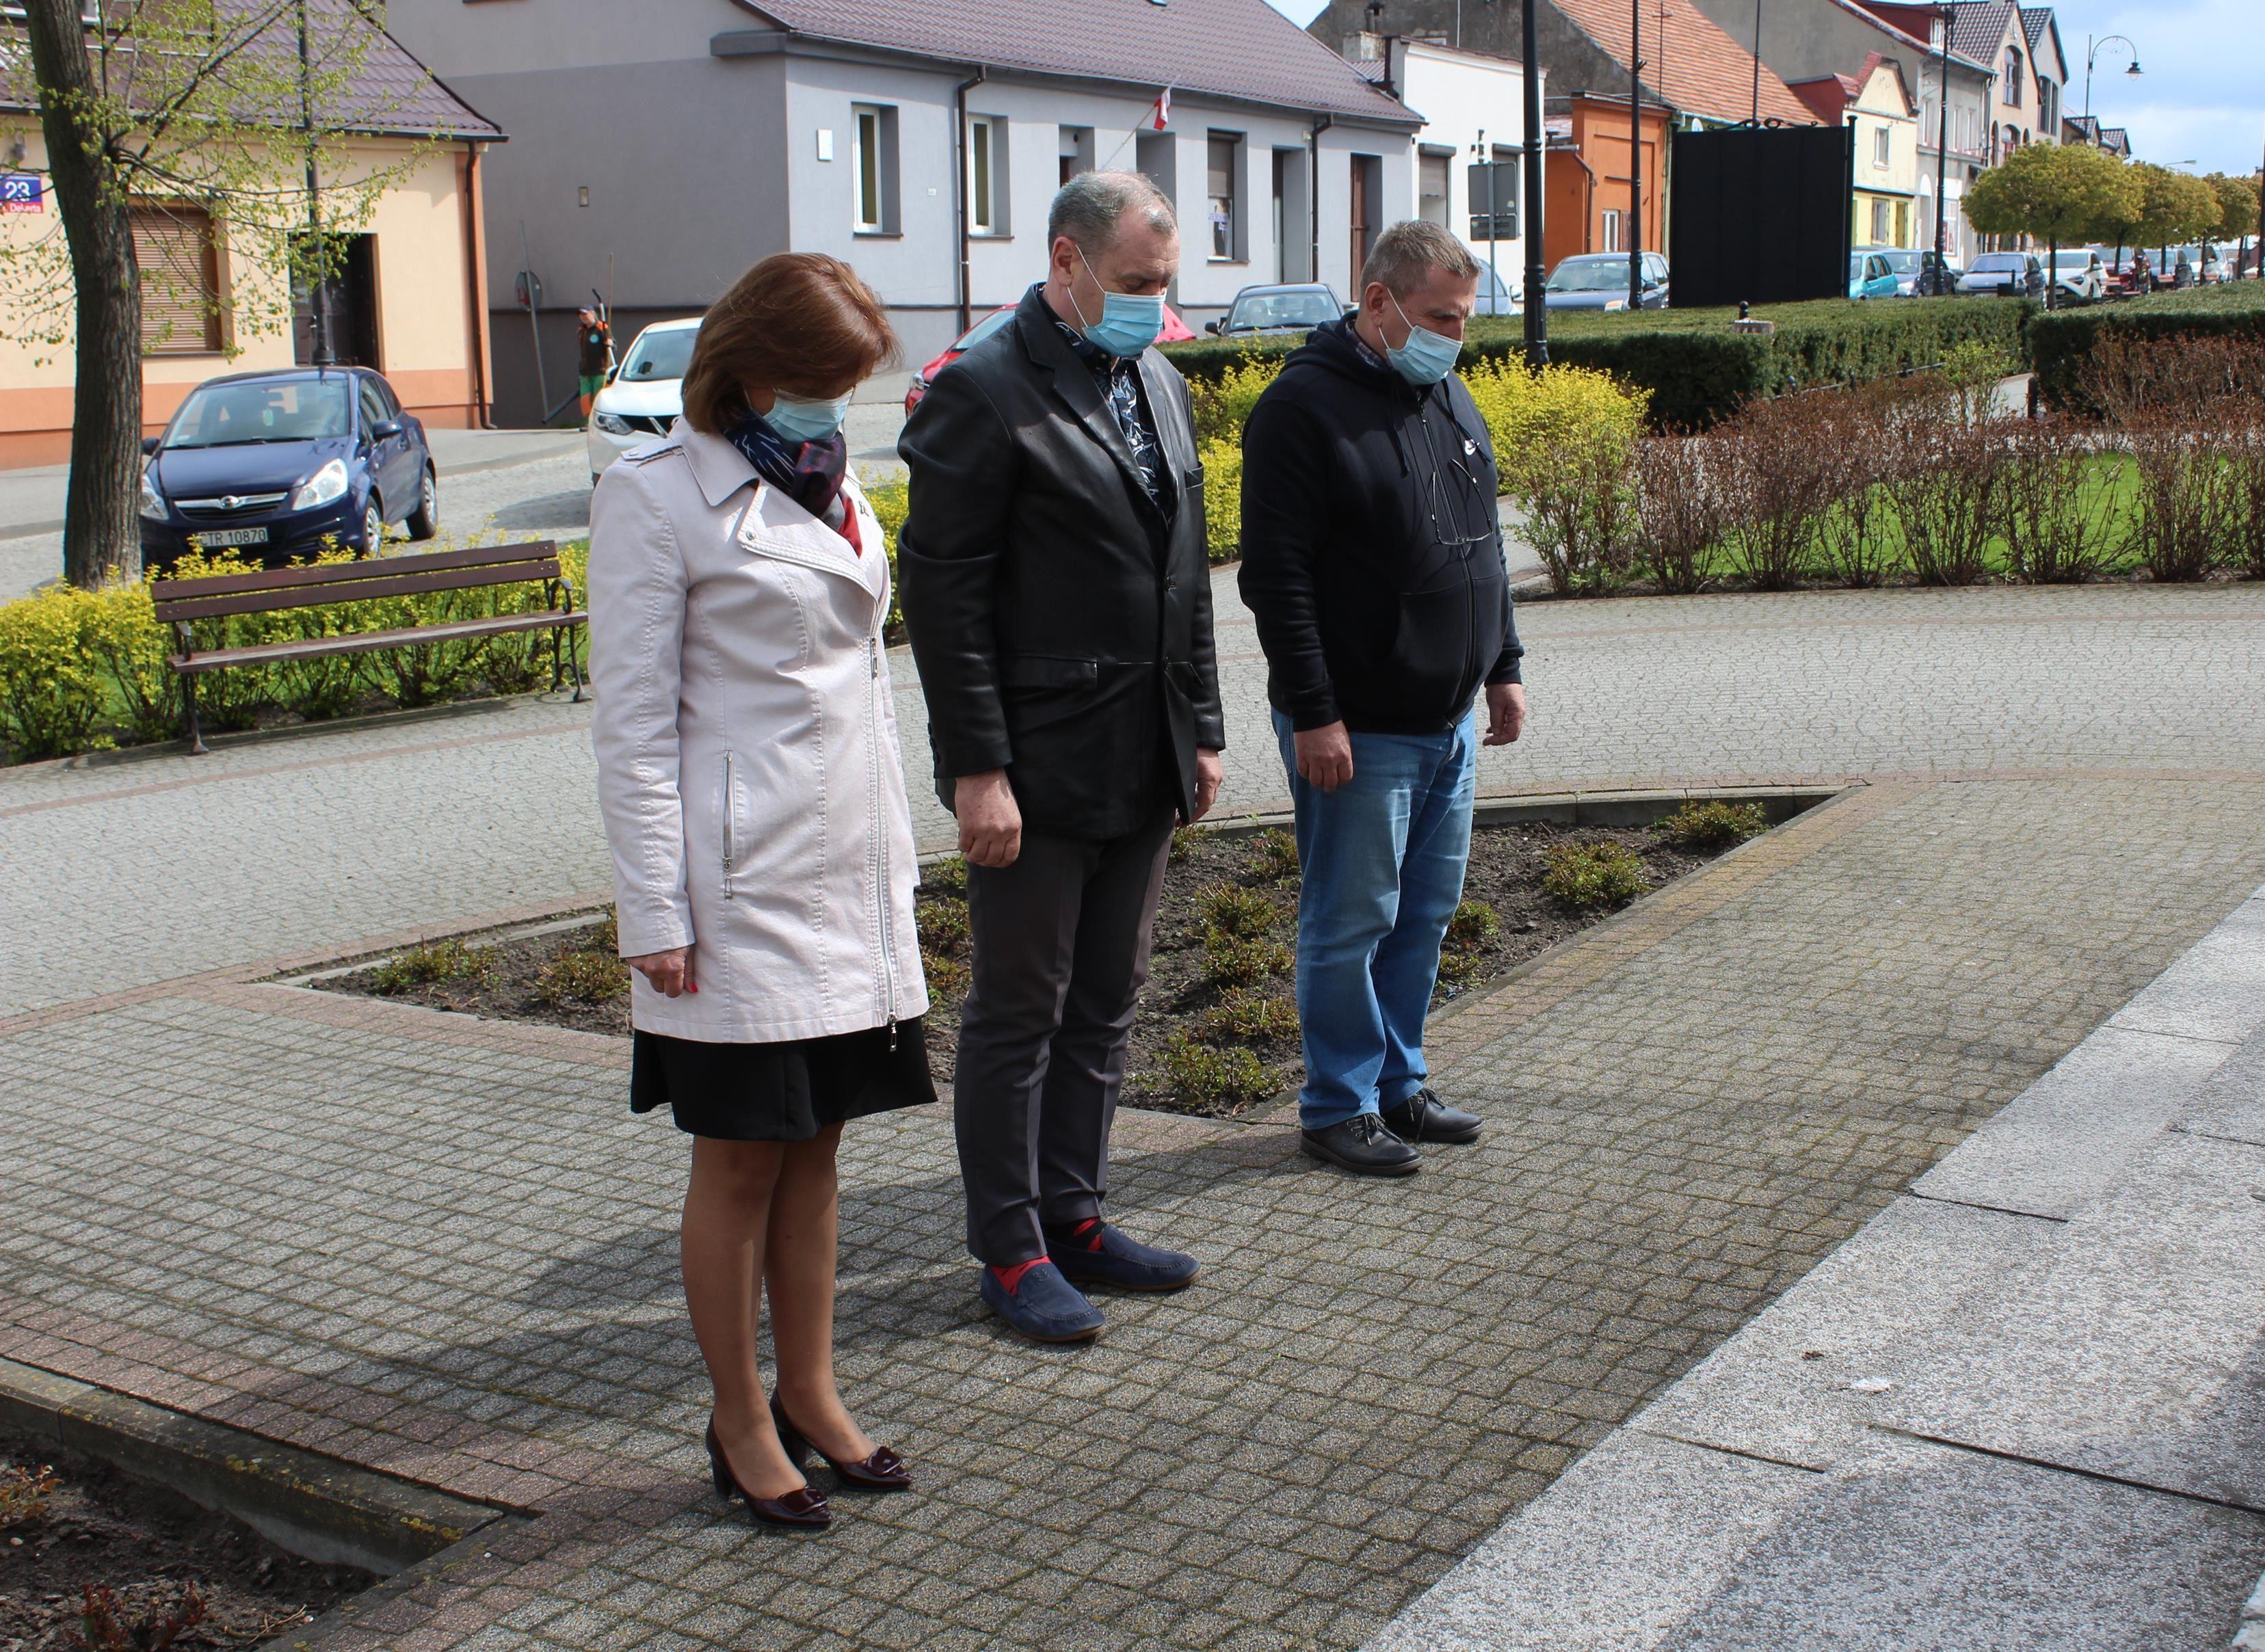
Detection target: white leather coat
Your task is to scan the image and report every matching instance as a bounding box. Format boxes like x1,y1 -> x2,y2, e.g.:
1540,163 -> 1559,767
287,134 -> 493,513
586,420 -> 927,1043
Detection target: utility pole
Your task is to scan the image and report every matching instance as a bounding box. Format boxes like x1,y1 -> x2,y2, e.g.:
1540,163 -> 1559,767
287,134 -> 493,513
1522,0 -> 1548,364
297,0 -> 332,365
1751,0 -> 1762,125
1628,0 -> 1644,310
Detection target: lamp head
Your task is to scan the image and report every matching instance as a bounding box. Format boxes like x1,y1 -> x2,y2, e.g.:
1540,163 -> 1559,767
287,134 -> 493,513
2125,60 -> 2143,77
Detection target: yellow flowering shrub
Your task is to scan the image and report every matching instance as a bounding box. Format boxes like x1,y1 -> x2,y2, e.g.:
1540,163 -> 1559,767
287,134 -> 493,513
1198,436 -> 1243,565
1462,360 -> 1650,593
0,583 -> 109,758
1187,358 -> 1283,446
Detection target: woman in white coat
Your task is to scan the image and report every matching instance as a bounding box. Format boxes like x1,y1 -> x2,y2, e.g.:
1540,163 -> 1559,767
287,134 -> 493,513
587,253 -> 929,1530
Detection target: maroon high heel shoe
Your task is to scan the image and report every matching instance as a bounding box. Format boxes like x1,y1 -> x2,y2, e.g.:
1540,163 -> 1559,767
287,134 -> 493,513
771,1396 -> 913,1491
704,1417 -> 830,1528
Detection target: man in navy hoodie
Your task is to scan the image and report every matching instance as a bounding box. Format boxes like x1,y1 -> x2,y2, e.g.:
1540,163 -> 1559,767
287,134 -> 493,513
1238,219 -> 1526,1177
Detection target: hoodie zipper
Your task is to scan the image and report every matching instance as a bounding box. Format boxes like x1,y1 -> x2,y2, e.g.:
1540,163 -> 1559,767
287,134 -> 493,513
867,635 -> 899,1048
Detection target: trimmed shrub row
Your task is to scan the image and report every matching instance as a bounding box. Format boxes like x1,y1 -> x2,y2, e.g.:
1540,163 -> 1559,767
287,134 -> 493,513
2030,282 -> 2265,410
1165,297 -> 2037,427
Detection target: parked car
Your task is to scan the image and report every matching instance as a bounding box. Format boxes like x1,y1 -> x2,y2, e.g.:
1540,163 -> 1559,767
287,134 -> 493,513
1957,251 -> 2044,298
1916,248 -> 1966,295
1544,252 -> 1669,310
905,301 -> 1196,413
1848,250 -> 1900,300
1472,262 -> 1522,315
588,317 -> 701,483
1205,282 -> 1345,338
2048,250 -> 2106,303
140,367 -> 435,574
1866,246 -> 1924,297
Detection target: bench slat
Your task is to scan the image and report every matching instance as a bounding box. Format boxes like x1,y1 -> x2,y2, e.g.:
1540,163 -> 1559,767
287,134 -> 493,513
150,540 -> 560,607
158,558 -> 564,623
168,609 -> 585,674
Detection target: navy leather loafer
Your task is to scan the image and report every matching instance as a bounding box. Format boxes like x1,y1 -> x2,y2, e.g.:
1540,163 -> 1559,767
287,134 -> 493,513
1045,1221 -> 1200,1293
979,1260 -> 1105,1343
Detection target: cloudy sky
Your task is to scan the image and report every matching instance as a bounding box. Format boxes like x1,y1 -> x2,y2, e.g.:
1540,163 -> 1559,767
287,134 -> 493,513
1263,0 -> 2263,176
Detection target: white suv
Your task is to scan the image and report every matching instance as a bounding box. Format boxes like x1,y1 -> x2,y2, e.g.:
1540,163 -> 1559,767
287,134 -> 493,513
586,317 -> 701,485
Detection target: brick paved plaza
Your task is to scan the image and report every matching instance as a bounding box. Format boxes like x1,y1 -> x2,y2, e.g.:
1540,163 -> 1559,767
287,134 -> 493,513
4,582 -> 2264,1649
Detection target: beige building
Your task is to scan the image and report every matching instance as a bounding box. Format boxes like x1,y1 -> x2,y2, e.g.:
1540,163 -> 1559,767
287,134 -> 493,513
1792,55 -> 1923,249
0,21 -> 501,468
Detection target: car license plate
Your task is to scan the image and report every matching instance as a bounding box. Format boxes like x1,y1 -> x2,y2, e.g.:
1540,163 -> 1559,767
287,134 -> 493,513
195,527 -> 269,547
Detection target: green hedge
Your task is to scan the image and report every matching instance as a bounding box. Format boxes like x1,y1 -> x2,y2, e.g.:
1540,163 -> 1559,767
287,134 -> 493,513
2030,283 -> 2265,410
1163,297 -> 2035,426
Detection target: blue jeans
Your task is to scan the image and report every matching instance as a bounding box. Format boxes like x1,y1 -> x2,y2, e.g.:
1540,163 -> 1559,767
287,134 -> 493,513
1273,709 -> 1478,1130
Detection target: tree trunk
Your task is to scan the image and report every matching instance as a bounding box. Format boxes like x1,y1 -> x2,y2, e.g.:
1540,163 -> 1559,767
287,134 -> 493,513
26,0 -> 144,587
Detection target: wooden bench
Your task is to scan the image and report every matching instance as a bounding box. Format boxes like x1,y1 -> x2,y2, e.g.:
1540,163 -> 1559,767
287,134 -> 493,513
152,540 -> 585,755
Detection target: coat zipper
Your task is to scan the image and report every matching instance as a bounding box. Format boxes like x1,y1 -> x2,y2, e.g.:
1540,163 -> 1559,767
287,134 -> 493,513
721,751 -> 737,900
868,635 -> 899,1048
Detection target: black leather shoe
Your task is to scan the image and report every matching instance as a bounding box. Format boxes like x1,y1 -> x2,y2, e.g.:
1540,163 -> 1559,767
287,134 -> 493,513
1300,1112 -> 1420,1176
1381,1088 -> 1482,1145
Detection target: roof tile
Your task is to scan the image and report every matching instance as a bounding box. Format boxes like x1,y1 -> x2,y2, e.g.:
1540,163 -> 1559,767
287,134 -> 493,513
742,0 -> 1416,124
1547,0 -> 1817,125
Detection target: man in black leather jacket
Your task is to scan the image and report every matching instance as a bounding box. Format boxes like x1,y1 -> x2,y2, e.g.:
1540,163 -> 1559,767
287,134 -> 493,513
1239,220 -> 1526,1179
899,172 -> 1225,1344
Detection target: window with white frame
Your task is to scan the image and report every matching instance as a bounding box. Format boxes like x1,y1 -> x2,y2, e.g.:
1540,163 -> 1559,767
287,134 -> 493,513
851,105 -> 899,234
1600,209 -> 1622,253
1873,125 -> 1891,170
968,114 -> 1009,237
1871,198 -> 1894,243
1206,132 -> 1243,260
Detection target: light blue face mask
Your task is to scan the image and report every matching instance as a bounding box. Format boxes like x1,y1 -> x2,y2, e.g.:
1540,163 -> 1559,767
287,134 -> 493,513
765,390 -> 853,443
1073,246 -> 1167,358
1386,294 -> 1463,386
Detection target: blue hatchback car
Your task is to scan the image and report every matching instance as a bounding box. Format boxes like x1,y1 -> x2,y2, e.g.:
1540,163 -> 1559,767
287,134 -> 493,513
140,367 -> 437,573
1847,250 -> 1901,300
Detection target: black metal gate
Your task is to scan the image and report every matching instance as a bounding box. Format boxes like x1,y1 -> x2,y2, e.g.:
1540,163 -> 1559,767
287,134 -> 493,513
1668,124 -> 1855,309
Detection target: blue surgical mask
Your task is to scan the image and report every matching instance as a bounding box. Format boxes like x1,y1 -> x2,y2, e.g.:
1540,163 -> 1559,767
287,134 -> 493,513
1386,294 -> 1463,386
765,390 -> 853,443
1073,247 -> 1167,358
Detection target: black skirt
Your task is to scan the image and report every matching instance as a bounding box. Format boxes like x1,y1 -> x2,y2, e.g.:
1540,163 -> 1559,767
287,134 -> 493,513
631,1017 -> 936,1142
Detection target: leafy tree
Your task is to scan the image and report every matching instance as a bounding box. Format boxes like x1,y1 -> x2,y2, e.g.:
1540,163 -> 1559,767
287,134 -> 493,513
3,1 -> 438,586
2204,171 -> 2262,274
2102,163 -> 2226,280
1964,142 -> 2144,308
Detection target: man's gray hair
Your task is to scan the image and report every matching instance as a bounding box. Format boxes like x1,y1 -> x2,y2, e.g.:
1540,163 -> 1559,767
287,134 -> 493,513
1048,170 -> 1177,254
1362,219 -> 1482,297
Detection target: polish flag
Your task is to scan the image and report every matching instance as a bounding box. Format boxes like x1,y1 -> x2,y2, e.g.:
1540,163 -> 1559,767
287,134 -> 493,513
1150,89 -> 1171,131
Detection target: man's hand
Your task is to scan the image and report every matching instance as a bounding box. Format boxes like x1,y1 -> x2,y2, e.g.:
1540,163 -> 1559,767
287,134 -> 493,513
955,769 -> 1023,868
626,946 -> 696,997
1294,721 -> 1355,792
1484,682 -> 1527,747
1191,747 -> 1223,821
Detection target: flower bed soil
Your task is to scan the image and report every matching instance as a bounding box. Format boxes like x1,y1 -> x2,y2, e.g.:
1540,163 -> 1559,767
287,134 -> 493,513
0,1426 -> 373,1651
317,818 -> 1738,1119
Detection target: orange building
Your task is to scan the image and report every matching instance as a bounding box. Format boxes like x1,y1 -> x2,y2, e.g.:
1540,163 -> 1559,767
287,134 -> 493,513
1544,96 -> 1672,273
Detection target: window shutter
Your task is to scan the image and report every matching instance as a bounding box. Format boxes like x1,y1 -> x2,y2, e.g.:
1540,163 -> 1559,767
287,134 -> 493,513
131,204 -> 222,353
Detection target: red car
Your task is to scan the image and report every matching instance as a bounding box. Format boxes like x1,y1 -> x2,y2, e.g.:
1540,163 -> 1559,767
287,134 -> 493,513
904,302 -> 1197,412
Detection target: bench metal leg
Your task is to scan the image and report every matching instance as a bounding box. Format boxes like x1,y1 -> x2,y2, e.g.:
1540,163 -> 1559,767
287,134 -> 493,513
181,671 -> 209,757
566,626 -> 585,704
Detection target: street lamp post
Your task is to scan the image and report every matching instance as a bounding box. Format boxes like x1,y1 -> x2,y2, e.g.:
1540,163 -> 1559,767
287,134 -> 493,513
1522,0 -> 1548,364
1628,0 -> 1644,311
1931,5 -> 1951,292
2082,34 -> 2141,123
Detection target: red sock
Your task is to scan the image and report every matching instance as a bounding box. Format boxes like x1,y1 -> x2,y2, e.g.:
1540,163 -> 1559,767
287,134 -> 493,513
990,1258 -> 1048,1294
1070,1218 -> 1106,1251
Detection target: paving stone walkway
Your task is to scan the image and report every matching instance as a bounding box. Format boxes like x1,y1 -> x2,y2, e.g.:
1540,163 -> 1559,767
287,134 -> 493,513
4,583 -> 2265,1649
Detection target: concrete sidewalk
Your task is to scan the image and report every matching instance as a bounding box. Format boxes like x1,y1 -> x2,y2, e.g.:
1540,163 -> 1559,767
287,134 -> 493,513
1370,881 -> 2265,1652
